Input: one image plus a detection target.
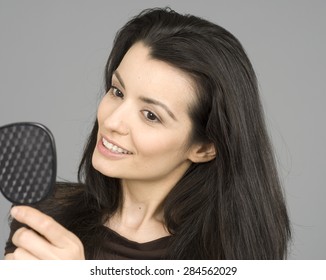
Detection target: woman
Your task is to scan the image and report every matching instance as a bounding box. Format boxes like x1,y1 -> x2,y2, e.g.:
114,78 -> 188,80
5,7 -> 291,259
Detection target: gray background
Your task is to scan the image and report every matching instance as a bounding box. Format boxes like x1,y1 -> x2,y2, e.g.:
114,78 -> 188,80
0,0 -> 325,259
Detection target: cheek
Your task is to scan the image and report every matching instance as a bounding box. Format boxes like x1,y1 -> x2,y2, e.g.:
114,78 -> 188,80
97,96 -> 109,121
134,130 -> 189,159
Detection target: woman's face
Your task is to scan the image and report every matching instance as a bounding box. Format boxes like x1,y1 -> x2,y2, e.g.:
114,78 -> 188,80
92,42 -> 198,187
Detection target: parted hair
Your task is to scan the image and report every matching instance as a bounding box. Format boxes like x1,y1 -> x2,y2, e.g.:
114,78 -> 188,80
77,7 -> 291,259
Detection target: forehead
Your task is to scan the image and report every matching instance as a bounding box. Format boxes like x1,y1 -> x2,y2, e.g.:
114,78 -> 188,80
115,42 -> 197,118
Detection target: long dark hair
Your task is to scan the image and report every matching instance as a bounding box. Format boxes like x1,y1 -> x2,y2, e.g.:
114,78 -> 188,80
78,7 -> 291,259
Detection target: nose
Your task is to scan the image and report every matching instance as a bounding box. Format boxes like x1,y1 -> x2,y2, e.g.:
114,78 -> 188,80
103,101 -> 131,136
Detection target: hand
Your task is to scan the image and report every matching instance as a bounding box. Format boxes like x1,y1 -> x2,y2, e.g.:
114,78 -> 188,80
5,206 -> 85,260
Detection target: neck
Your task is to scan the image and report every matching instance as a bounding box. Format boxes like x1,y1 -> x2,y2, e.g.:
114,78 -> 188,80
119,178 -> 174,225
106,178 -> 177,242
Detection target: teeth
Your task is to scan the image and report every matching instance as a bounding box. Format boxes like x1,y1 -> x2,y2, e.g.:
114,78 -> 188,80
102,138 -> 131,154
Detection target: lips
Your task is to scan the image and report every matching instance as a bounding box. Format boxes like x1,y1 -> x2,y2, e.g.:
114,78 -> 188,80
101,137 -> 132,155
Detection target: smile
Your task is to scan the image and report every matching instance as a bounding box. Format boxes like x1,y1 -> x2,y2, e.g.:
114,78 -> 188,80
102,138 -> 132,154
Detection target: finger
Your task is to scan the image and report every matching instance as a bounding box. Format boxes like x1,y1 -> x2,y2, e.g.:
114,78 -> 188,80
12,227 -> 59,259
4,253 -> 14,260
11,247 -> 39,260
11,206 -> 75,248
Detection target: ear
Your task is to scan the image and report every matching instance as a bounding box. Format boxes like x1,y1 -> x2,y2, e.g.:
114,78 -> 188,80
188,142 -> 216,163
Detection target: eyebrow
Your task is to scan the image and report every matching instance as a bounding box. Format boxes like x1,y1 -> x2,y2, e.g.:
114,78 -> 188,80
113,70 -> 177,121
113,70 -> 125,89
139,96 -> 177,121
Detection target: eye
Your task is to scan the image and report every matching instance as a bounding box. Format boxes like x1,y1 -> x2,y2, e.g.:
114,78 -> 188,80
141,110 -> 161,123
110,86 -> 124,99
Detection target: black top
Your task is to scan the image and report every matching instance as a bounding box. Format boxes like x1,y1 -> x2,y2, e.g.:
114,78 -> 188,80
96,227 -> 170,259
5,225 -> 170,260
4,183 -> 171,259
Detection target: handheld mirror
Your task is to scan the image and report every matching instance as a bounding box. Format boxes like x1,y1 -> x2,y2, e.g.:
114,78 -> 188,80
0,122 -> 56,205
